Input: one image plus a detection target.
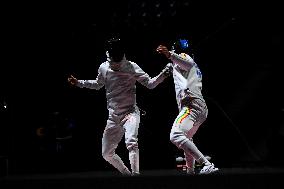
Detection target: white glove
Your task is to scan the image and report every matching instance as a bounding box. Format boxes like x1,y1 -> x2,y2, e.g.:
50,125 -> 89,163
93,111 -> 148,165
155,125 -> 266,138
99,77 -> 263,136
162,63 -> 173,77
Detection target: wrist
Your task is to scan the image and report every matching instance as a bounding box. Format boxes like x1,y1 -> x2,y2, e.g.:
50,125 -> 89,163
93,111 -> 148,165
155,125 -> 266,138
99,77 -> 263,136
166,51 -> 172,59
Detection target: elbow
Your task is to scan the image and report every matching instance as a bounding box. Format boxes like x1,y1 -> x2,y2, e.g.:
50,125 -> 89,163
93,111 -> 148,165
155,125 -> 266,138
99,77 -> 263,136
147,83 -> 156,89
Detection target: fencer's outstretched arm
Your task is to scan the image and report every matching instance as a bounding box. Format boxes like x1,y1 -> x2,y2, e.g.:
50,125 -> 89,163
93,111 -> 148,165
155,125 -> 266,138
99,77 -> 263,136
134,62 -> 170,89
156,45 -> 195,71
68,65 -> 105,90
169,52 -> 195,71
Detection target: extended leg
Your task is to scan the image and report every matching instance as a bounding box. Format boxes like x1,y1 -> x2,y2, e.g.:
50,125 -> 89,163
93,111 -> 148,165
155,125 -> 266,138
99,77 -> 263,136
123,110 -> 140,175
184,139 -> 195,174
170,107 -> 209,165
102,119 -> 131,175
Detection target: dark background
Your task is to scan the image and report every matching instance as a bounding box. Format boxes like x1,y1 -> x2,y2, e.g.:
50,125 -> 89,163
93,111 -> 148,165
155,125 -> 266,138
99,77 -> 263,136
1,0 -> 283,174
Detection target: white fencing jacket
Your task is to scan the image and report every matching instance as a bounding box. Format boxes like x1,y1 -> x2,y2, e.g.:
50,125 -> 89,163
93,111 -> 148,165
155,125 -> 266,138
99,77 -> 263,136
77,55 -> 168,115
169,52 -> 205,111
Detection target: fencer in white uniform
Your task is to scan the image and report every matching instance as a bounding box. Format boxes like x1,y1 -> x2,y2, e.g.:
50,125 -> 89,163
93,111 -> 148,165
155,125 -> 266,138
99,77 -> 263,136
68,38 -> 170,175
156,39 -> 219,174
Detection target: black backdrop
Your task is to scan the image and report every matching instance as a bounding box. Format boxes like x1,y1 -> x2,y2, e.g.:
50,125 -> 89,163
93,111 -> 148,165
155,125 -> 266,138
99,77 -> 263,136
1,0 -> 283,174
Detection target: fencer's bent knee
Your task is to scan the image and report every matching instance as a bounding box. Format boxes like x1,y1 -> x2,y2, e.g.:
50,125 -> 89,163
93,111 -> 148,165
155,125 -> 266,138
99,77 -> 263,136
125,136 -> 138,151
102,152 -> 109,160
170,129 -> 180,145
170,130 -> 175,143
170,129 -> 188,148
102,148 -> 114,161
126,141 -> 138,152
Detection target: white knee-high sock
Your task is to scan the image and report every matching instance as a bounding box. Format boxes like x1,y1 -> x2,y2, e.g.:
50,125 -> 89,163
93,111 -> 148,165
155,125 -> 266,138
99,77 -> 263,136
181,140 -> 210,165
184,151 -> 195,170
106,154 -> 131,175
129,149 -> 139,174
